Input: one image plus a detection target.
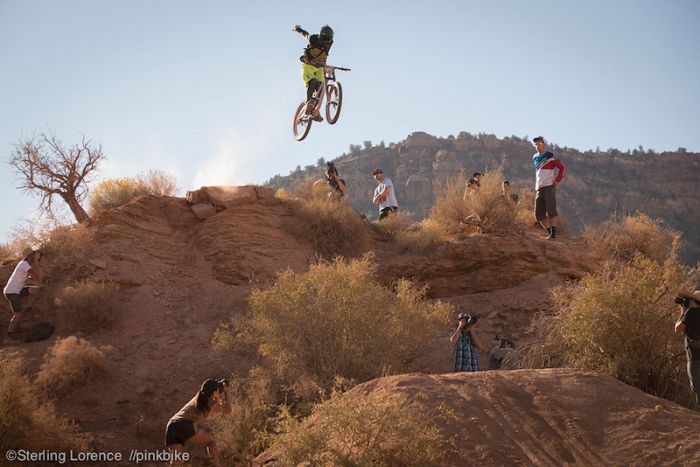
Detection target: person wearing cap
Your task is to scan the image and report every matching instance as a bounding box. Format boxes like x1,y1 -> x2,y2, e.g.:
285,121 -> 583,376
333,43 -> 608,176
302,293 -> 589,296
371,169 -> 399,220
3,246 -> 43,340
472,172 -> 483,187
450,312 -> 485,372
531,136 -> 566,240
165,378 -> 232,466
674,287 -> 700,407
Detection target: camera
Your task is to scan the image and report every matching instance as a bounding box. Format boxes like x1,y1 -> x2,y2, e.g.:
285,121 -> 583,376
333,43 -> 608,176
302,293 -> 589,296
458,312 -> 477,326
326,161 -> 338,176
217,378 -> 229,389
675,296 -> 690,307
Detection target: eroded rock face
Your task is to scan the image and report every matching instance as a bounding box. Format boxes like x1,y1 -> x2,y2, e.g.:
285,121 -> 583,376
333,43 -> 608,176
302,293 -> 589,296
403,175 -> 432,210
433,150 -> 462,174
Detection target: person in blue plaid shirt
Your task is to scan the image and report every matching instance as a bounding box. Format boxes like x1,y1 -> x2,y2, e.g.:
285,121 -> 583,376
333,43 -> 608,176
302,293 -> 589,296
450,312 -> 485,372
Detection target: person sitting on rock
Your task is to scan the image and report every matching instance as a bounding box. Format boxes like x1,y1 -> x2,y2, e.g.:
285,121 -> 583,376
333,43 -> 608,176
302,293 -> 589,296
450,312 -> 485,372
488,336 -> 518,370
502,180 -> 519,207
165,378 -> 231,466
3,246 -> 43,341
463,178 -> 479,201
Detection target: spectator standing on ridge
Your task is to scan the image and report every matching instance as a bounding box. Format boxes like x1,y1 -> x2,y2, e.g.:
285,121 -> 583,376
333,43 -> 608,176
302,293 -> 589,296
293,24 -> 334,122
531,136 -> 566,239
502,180 -> 519,207
165,378 -> 232,466
372,168 -> 399,220
675,287 -> 700,408
3,246 -> 43,341
450,312 -> 485,372
473,172 -> 483,187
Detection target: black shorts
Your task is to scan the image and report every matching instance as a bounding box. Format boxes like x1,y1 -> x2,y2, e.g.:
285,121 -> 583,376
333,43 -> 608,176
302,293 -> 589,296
4,288 -> 28,314
535,185 -> 558,221
379,206 -> 398,220
165,419 -> 196,446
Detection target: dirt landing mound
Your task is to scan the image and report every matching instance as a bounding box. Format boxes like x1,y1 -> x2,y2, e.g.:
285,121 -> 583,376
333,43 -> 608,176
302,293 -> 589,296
261,369 -> 700,466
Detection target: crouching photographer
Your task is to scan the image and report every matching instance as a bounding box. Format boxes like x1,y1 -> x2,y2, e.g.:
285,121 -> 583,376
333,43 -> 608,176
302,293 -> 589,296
325,161 -> 346,198
450,312 -> 485,372
674,287 -> 700,408
165,378 -> 231,466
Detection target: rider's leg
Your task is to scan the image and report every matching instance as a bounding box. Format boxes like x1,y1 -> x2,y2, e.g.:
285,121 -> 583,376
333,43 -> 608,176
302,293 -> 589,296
306,78 -> 323,121
306,78 -> 319,103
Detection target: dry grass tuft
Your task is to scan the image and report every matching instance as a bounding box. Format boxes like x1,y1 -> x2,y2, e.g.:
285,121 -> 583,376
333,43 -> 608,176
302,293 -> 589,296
0,356 -> 87,452
584,213 -> 680,264
430,169 -> 517,236
54,279 -> 120,334
272,389 -> 448,466
90,170 -> 177,215
36,336 -> 111,396
289,179 -> 369,260
375,210 -> 415,241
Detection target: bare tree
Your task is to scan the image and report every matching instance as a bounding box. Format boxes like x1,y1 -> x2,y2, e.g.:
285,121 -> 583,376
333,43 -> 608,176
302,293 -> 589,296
9,132 -> 104,224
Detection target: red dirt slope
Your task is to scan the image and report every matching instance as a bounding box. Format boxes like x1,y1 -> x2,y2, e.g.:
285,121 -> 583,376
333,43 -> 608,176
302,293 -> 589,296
260,369 -> 700,466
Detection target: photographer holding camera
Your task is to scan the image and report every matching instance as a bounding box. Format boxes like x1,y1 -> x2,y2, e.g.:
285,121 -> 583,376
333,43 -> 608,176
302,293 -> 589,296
165,378 -> 231,466
674,287 -> 700,408
325,161 -> 346,197
450,312 -> 485,372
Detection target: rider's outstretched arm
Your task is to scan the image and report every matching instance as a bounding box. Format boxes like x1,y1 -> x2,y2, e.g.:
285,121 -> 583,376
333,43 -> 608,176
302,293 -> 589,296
293,24 -> 310,39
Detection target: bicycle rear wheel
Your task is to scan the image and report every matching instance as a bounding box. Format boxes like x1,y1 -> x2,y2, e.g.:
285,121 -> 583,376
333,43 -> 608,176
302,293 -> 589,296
325,82 -> 343,125
293,101 -> 313,141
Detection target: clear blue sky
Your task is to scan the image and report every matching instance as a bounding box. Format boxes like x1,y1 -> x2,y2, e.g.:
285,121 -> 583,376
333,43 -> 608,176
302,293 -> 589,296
1,0 -> 699,241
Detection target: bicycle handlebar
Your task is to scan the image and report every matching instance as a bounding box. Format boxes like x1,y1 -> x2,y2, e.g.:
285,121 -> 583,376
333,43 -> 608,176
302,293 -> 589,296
328,66 -> 351,71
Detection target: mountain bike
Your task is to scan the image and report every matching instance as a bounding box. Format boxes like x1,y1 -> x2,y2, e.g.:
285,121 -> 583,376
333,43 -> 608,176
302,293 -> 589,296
293,65 -> 350,141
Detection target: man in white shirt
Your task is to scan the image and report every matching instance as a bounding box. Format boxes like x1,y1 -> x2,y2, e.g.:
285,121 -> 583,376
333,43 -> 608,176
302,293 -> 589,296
372,169 -> 399,220
3,246 -> 43,339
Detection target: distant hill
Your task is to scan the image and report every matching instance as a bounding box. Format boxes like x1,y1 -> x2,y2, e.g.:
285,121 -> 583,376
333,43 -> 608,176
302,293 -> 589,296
266,131 -> 700,264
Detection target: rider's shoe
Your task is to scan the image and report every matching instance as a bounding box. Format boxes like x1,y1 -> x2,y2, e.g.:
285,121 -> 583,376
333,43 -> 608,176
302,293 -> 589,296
305,100 -> 316,115
312,111 -> 324,122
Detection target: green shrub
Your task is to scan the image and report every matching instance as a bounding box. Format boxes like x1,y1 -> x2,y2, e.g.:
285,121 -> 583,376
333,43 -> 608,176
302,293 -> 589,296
36,336 -> 110,395
241,256 -> 451,400
583,213 -> 679,264
0,356 -> 86,452
54,279 -> 119,334
90,170 -> 177,215
524,252 -> 697,406
271,389 -> 448,466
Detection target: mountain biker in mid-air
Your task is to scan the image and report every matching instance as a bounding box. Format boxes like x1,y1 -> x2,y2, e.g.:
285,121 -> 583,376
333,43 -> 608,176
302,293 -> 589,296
293,24 -> 334,122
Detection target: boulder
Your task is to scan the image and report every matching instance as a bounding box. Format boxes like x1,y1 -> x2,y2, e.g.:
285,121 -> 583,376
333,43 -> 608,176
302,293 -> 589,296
190,203 -> 217,219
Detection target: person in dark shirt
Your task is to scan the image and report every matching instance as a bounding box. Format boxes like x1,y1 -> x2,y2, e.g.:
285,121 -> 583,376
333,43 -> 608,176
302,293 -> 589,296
674,287 -> 700,408
293,24 -> 334,122
325,162 -> 346,198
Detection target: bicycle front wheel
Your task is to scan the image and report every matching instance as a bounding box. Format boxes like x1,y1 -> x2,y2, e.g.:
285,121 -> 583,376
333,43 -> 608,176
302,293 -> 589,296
325,82 -> 343,125
293,101 -> 313,141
